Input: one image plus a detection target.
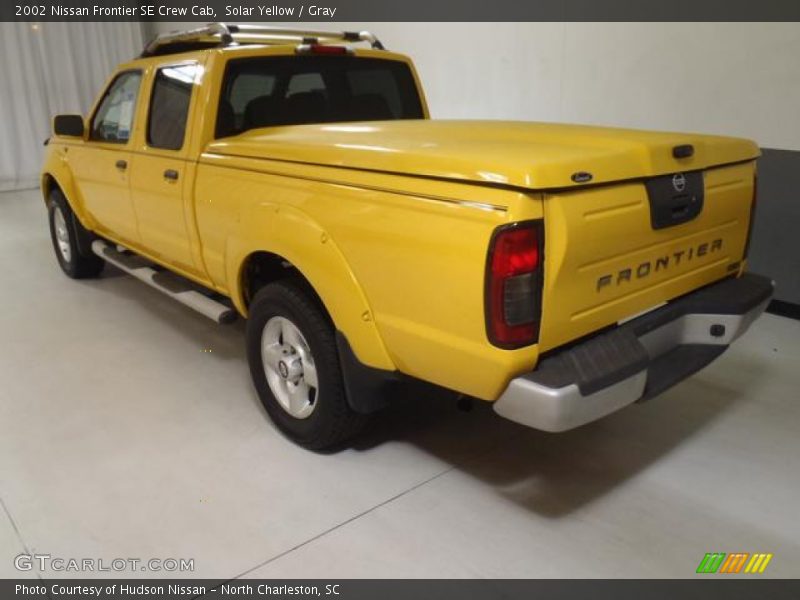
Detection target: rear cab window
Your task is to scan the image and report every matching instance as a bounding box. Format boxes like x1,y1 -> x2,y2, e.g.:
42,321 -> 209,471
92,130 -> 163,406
147,63 -> 200,151
215,56 -> 424,138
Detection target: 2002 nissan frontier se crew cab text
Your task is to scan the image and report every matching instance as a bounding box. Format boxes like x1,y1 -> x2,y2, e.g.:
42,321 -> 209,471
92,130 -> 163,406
41,23 -> 774,450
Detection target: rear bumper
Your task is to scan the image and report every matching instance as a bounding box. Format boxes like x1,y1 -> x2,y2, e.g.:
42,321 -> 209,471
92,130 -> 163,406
493,273 -> 774,432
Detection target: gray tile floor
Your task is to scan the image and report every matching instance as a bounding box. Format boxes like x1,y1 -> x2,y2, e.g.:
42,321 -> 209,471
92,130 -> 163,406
1,188 -> 798,580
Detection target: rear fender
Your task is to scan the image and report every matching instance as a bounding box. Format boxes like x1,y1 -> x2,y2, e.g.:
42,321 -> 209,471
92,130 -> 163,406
227,203 -> 395,372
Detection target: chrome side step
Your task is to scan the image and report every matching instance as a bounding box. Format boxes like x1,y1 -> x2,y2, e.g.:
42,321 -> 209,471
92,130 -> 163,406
91,240 -> 237,324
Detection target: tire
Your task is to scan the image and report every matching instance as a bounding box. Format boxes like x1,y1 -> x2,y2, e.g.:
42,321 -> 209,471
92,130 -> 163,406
47,189 -> 104,279
246,280 -> 367,451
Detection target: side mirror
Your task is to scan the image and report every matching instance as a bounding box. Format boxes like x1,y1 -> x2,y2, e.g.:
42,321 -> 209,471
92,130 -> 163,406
53,114 -> 85,137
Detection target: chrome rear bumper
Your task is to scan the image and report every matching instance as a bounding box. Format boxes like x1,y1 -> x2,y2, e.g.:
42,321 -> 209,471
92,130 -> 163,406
493,274 -> 774,432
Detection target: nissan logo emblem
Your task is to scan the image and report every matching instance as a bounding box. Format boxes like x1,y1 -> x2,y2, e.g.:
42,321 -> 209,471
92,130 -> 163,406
672,173 -> 687,193
571,171 -> 593,183
278,361 -> 289,378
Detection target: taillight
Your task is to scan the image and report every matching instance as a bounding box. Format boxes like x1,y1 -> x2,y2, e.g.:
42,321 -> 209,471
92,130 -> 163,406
743,174 -> 757,259
485,221 -> 543,348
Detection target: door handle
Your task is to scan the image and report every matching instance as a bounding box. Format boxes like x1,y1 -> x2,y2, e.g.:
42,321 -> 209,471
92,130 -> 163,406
163,169 -> 179,181
115,159 -> 127,171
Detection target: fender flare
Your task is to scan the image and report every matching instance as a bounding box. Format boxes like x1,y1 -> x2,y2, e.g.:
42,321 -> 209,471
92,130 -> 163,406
226,202 -> 395,374
41,165 -> 98,258
41,149 -> 95,231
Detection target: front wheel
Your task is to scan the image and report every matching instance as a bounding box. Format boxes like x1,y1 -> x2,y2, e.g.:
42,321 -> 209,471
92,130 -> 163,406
47,189 -> 104,279
246,280 -> 367,451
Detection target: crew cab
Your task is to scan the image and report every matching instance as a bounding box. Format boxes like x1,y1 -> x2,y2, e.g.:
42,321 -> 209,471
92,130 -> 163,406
41,23 -> 773,450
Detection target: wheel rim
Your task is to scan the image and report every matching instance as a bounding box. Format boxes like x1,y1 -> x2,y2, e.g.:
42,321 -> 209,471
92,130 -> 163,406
53,207 -> 72,263
261,316 -> 319,419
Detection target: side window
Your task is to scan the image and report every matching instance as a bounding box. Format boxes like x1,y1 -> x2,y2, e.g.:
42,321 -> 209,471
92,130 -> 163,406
90,71 -> 142,143
147,64 -> 199,151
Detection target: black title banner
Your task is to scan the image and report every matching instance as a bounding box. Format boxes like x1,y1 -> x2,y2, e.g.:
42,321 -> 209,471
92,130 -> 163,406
3,0 -> 800,22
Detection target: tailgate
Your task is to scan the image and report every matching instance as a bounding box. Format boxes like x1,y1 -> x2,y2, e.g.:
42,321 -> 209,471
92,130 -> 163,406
538,161 -> 756,353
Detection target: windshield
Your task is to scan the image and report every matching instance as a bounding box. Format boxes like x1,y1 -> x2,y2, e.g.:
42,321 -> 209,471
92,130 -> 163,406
216,55 -> 424,137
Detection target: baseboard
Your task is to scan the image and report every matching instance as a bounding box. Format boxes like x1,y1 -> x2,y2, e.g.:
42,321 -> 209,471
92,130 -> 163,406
766,299 -> 800,321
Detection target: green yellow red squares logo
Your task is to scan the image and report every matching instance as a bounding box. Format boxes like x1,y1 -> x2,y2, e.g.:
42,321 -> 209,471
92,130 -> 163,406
696,552 -> 773,574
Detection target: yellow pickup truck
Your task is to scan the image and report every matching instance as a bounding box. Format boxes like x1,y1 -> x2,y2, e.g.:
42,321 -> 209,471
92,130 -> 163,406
41,24 -> 773,450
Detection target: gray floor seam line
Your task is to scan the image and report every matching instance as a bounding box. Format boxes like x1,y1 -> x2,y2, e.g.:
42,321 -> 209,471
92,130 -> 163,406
218,428 -> 529,587
0,494 -> 47,583
228,465 -> 457,582
0,494 -> 32,557
190,466 -> 452,600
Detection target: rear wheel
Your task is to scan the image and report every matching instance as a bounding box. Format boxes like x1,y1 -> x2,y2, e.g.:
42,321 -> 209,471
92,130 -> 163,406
47,189 -> 104,279
246,280 -> 367,450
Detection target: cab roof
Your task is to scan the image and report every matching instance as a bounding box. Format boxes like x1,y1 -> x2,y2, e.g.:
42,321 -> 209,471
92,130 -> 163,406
140,23 -> 385,58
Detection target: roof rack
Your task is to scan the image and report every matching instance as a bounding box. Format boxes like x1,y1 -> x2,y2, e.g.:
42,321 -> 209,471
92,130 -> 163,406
141,23 -> 385,57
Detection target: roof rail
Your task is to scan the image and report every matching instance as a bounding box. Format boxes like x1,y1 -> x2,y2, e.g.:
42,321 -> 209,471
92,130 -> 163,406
141,23 -> 385,57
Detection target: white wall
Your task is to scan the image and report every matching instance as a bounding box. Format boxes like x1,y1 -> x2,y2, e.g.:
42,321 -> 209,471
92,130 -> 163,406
0,22 -> 144,191
150,22 -> 800,150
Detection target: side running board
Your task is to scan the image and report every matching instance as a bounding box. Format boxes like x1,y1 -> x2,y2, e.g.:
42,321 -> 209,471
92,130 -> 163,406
91,240 -> 237,324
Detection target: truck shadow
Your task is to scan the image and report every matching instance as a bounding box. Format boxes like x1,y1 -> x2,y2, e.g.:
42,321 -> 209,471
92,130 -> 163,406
352,356 -> 765,518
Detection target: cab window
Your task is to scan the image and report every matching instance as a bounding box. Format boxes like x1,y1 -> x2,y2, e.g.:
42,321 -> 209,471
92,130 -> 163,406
147,64 -> 199,151
228,72 -> 276,121
90,71 -> 142,143
215,56 -> 424,138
